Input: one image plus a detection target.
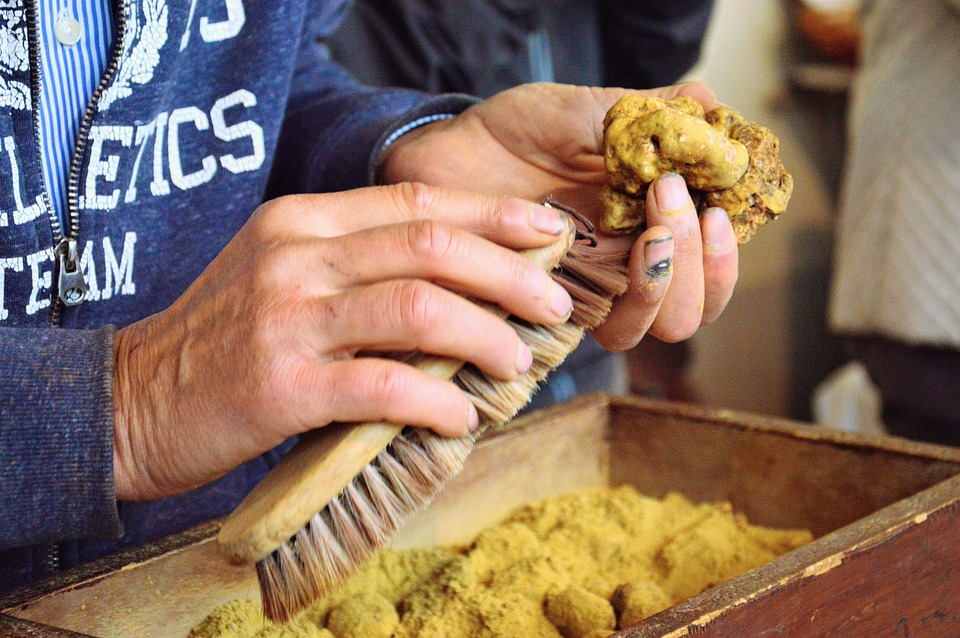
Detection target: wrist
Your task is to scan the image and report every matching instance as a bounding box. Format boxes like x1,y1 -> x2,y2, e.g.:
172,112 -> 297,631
112,319 -> 162,501
377,115 -> 454,185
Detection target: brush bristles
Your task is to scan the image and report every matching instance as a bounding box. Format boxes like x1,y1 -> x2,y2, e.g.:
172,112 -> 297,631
555,244 -> 630,330
456,318 -> 584,426
256,236 -> 631,623
258,429 -> 475,622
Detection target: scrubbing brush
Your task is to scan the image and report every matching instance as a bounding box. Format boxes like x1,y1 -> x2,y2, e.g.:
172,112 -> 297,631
217,202 -> 630,623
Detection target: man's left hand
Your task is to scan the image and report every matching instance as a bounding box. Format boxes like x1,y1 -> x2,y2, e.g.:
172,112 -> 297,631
379,82 -> 739,350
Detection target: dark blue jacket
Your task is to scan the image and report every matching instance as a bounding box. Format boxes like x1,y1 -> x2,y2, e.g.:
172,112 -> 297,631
0,0 -> 472,590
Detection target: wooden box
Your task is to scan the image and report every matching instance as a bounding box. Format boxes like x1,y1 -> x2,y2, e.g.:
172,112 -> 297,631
3,394 -> 960,637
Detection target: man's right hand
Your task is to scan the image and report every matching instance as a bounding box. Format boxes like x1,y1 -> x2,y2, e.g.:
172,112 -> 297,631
112,184 -> 576,501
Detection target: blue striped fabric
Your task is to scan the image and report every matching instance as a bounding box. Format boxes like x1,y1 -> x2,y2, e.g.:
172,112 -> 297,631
37,0 -> 113,227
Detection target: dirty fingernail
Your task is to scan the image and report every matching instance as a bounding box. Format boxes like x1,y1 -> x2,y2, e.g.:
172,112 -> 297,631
703,207 -> 734,251
644,235 -> 674,277
549,279 -> 574,320
654,173 -> 691,213
516,340 -> 533,375
528,203 -> 567,235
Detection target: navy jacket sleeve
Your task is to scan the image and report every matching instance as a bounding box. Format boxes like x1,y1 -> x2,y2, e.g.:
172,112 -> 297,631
267,6 -> 479,197
0,327 -> 123,550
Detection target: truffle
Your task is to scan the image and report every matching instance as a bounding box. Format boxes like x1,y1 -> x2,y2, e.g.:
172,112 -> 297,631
600,95 -> 792,243
544,586 -> 616,638
325,593 -> 398,638
611,579 -> 672,629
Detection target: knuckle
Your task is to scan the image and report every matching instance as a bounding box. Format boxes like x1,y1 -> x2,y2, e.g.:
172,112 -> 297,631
310,296 -> 338,332
673,224 -> 701,254
507,255 -> 533,291
391,181 -> 436,217
268,193 -> 298,212
245,205 -> 276,243
363,362 -> 407,407
489,327 -> 521,373
249,242 -> 298,294
480,195 -> 510,230
250,195 -> 297,234
249,249 -> 280,293
393,280 -> 444,335
405,219 -> 460,263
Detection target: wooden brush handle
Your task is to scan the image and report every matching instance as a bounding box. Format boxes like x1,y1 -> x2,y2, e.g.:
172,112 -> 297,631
218,218 -> 577,564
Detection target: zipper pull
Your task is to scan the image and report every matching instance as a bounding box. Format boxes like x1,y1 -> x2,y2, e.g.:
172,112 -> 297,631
55,238 -> 88,306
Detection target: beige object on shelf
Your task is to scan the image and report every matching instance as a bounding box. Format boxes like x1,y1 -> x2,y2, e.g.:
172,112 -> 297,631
794,0 -> 861,62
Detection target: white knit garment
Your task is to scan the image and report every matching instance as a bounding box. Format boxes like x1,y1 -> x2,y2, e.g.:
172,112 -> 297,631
829,0 -> 960,347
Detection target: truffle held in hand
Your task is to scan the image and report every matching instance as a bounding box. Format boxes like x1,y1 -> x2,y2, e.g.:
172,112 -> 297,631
600,95 -> 793,243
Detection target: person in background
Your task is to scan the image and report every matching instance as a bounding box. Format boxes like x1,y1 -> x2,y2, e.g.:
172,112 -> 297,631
328,0 -> 716,408
0,1 -> 738,590
328,1 -> 714,97
828,0 -> 960,445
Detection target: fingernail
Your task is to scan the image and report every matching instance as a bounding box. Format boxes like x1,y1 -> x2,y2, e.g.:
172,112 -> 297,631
516,340 -> 533,374
468,403 -> 480,432
528,203 -> 567,235
653,173 -> 690,214
548,279 -> 574,320
703,207 -> 733,252
644,235 -> 674,277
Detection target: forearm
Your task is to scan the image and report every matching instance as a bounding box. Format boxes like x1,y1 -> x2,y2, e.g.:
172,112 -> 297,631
0,326 -> 122,550
266,20 -> 478,196
267,78 -> 478,195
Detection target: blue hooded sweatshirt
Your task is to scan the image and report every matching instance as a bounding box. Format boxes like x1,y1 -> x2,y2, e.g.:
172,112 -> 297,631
0,0 -> 475,590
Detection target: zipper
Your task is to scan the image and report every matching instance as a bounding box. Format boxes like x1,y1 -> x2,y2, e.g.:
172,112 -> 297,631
24,0 -> 63,328
59,0 -> 130,318
23,0 -> 129,577
25,0 -> 130,327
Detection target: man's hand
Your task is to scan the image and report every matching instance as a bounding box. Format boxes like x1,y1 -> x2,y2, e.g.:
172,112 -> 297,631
113,185 -> 574,501
380,82 -> 739,351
